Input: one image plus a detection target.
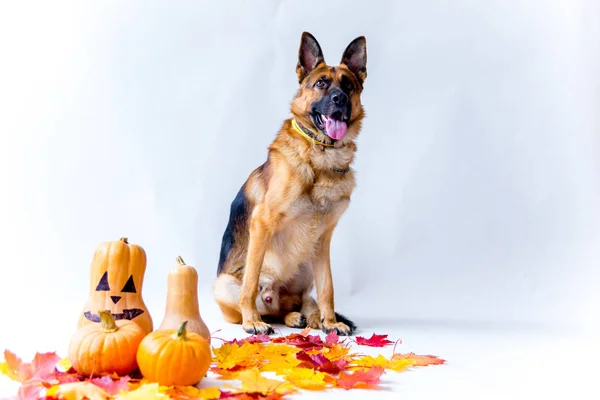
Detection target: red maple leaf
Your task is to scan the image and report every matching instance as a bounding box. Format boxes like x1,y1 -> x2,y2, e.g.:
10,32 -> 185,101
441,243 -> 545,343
354,333 -> 393,347
51,372 -> 82,384
224,334 -> 271,346
272,333 -> 324,350
3,350 -> 61,383
324,330 -> 341,346
335,367 -> 385,390
295,351 -> 348,374
90,375 -> 131,395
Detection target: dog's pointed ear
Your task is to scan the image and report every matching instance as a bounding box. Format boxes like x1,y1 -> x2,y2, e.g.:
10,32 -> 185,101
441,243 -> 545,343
341,36 -> 367,85
296,32 -> 325,83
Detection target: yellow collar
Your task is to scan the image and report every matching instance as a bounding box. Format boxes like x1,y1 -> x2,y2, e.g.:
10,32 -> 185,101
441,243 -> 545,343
291,118 -> 335,148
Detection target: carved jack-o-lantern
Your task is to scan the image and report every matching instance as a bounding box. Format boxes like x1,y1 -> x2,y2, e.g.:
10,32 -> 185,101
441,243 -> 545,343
77,237 -> 153,334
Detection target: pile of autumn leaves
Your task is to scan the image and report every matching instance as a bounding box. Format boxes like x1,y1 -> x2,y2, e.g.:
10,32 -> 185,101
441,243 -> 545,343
1,328 -> 444,399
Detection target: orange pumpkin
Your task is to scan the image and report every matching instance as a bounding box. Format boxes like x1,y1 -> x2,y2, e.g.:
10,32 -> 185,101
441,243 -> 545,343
136,321 -> 212,386
78,237 -> 153,334
158,256 -> 211,344
68,310 -> 146,377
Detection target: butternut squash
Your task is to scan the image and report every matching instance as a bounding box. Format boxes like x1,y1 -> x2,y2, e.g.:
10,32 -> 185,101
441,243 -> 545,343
158,256 -> 210,344
78,237 -> 153,334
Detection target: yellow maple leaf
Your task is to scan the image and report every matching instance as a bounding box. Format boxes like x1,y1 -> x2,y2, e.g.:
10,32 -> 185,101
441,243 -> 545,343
350,354 -> 389,369
44,385 -> 60,398
258,343 -> 300,357
283,367 -> 329,391
0,360 -> 19,381
162,385 -> 221,400
232,369 -> 296,396
50,381 -> 111,400
210,366 -> 242,380
386,357 -> 414,372
121,378 -> 152,392
212,342 -> 260,370
257,351 -> 301,373
349,354 -> 412,372
57,357 -> 72,372
195,387 -> 221,399
116,382 -> 169,399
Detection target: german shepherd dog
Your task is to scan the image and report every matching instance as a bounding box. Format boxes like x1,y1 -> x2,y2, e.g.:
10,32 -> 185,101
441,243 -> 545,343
213,32 -> 367,336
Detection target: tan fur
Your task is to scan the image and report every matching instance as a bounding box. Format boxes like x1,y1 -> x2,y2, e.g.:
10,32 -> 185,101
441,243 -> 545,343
213,32 -> 367,335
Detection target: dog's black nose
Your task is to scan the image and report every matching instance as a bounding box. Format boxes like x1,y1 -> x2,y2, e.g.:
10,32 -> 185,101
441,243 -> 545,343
331,91 -> 348,106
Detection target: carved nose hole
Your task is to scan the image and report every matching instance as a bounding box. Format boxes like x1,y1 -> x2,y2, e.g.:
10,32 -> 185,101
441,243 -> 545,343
110,296 -> 122,304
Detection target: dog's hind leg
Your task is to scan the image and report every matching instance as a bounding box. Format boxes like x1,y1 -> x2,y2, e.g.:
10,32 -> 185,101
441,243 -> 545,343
213,273 -> 244,323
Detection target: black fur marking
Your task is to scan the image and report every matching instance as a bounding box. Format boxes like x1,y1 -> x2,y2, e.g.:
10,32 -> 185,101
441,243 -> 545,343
245,325 -> 275,335
217,183 -> 249,275
340,74 -> 354,94
291,314 -> 307,329
335,312 -> 357,334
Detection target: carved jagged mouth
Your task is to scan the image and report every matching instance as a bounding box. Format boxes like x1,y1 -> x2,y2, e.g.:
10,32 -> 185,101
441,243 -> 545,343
84,309 -> 144,322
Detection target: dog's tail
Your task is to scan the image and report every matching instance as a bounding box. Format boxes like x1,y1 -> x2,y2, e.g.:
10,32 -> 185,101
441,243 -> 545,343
335,312 -> 357,334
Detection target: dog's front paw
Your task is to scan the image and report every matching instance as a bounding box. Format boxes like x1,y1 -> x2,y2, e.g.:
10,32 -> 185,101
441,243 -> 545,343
284,312 -> 307,329
242,320 -> 274,335
322,319 -> 354,336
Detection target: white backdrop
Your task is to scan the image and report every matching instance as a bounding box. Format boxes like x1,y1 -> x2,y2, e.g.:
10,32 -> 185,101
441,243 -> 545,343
1,0 -> 599,356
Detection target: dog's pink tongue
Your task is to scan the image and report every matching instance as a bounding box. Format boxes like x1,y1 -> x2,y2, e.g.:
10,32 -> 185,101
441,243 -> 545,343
325,118 -> 347,140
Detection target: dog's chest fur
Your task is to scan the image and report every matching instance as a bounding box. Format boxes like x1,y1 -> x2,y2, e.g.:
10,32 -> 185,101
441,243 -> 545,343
265,149 -> 355,284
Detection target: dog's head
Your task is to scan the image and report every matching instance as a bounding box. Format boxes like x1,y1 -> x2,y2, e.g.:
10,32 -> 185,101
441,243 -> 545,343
291,32 -> 367,144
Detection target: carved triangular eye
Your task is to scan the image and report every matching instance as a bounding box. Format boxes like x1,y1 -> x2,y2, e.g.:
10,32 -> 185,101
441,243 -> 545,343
121,275 -> 137,293
95,272 -> 110,291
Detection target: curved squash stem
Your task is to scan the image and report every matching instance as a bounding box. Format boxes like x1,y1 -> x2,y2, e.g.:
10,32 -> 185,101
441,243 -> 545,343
177,321 -> 189,340
98,310 -> 118,332
119,237 -> 128,243
175,255 -> 185,265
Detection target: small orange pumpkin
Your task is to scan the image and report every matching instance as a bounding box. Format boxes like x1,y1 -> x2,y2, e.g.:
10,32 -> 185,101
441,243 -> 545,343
158,256 -> 211,344
78,237 -> 153,334
136,321 -> 211,386
68,310 -> 146,377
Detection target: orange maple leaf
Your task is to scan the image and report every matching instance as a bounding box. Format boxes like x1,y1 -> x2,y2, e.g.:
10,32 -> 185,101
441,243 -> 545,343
164,385 -> 221,400
319,344 -> 353,362
392,352 -> 446,366
335,367 -> 385,390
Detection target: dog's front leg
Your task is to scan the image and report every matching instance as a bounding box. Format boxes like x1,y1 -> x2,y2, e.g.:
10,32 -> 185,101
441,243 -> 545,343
239,212 -> 274,335
312,225 -> 354,336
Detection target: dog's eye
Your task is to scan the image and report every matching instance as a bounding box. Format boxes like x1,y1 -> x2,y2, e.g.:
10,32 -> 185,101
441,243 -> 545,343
315,79 -> 326,88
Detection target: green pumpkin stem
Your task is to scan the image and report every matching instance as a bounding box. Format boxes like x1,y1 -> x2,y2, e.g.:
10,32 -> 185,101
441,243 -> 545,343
177,321 -> 189,340
176,256 -> 185,265
98,310 -> 118,332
